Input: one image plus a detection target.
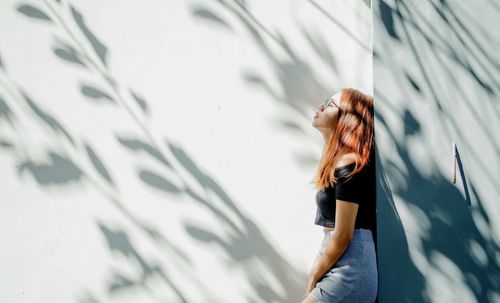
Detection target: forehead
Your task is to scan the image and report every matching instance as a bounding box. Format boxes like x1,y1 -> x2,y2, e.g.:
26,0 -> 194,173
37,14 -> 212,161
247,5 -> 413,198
330,92 -> 342,101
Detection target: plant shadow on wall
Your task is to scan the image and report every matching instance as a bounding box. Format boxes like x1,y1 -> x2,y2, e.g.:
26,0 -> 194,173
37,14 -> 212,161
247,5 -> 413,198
190,0 -> 372,168
0,1 -> 329,302
189,0 -> 375,300
373,0 -> 500,302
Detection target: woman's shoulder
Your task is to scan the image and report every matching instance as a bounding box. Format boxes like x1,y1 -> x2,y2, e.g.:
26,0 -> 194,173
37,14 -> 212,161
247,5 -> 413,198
334,153 -> 357,171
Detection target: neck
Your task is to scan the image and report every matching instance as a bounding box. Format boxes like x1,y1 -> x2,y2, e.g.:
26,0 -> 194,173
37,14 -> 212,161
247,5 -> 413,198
321,132 -> 333,158
322,131 -> 333,145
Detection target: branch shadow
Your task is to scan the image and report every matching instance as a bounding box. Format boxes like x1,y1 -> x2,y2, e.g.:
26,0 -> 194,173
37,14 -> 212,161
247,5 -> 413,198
0,0 -> 368,301
374,0 -> 500,302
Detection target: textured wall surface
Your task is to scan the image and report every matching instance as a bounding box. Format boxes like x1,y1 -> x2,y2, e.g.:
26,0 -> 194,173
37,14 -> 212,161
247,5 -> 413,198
0,1 -> 372,302
373,1 -> 500,302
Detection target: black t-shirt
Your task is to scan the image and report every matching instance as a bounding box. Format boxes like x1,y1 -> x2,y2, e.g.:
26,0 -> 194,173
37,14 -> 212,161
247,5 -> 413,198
314,152 -> 376,233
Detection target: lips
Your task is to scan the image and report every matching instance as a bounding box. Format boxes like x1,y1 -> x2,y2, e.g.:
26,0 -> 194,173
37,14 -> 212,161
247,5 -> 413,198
314,112 -> 319,118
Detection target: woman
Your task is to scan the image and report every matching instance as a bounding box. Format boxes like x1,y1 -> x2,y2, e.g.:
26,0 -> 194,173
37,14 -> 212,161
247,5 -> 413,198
301,88 -> 378,303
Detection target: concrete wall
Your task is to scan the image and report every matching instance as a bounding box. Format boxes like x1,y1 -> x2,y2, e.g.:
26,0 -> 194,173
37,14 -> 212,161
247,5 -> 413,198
0,0 -> 372,302
373,1 -> 500,302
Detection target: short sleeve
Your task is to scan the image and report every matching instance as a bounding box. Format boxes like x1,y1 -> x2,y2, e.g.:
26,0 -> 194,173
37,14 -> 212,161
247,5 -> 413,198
335,170 -> 364,204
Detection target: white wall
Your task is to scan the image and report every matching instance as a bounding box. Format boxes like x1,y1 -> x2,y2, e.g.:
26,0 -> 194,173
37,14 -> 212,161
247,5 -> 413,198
373,1 -> 500,302
0,0 -> 372,302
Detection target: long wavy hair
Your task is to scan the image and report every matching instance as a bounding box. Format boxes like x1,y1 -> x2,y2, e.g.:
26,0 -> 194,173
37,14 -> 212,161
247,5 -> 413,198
312,88 -> 375,191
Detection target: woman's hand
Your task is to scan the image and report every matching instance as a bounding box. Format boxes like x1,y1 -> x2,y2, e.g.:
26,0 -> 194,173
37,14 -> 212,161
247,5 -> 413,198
301,289 -> 314,302
302,254 -> 321,301
301,277 -> 318,300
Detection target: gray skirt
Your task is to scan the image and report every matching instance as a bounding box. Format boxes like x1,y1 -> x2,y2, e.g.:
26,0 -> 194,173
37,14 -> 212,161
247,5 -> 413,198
307,228 -> 378,303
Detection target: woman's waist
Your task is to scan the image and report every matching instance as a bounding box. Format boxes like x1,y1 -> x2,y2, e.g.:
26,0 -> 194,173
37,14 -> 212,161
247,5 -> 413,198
322,227 -> 374,241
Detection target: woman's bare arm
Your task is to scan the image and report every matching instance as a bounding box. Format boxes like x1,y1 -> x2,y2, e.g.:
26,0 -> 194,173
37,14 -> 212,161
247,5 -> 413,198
308,200 -> 358,284
309,253 -> 321,276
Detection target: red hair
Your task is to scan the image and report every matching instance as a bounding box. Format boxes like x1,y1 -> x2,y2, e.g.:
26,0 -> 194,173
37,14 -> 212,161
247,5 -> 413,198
312,88 -> 375,191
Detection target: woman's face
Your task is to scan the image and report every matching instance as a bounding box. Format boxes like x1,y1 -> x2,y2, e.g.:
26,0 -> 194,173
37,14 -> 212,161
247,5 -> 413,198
312,91 -> 342,133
